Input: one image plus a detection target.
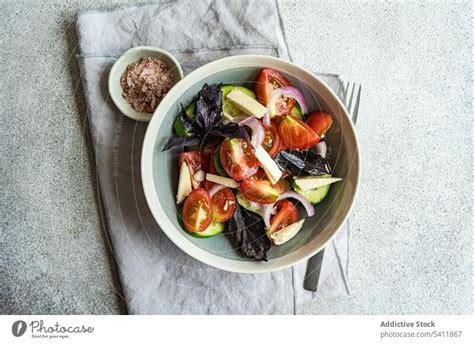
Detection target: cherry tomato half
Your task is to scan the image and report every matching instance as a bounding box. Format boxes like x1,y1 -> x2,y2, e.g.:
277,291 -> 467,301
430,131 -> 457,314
278,115 -> 320,150
211,188 -> 236,222
255,68 -> 295,113
262,123 -> 282,157
182,188 -> 213,232
306,111 -> 334,136
240,170 -> 284,204
220,138 -> 259,181
178,151 -> 208,189
269,200 -> 299,234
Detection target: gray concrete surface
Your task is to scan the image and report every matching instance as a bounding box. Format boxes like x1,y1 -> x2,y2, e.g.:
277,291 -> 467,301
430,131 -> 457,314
1,0 -> 472,314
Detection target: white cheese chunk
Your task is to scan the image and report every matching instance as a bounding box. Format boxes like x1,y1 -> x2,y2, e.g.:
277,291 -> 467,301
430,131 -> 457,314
226,89 -> 266,119
205,173 -> 240,188
254,146 -> 282,185
269,219 -> 305,245
294,176 -> 342,191
176,162 -> 193,204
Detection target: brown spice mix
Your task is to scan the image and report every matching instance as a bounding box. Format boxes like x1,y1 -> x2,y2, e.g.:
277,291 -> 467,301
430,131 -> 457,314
120,57 -> 175,113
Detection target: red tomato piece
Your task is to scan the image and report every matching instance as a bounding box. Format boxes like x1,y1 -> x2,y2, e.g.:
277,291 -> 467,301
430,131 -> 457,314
306,111 -> 334,136
278,115 -> 320,150
220,138 -> 259,181
211,188 -> 236,222
254,68 -> 296,114
262,123 -> 282,157
268,200 -> 299,235
182,188 -> 213,232
240,170 -> 284,204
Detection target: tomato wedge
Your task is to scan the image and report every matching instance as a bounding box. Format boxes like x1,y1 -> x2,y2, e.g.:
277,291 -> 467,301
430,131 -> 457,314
278,115 -> 320,149
182,188 -> 213,232
220,138 -> 259,181
268,200 -> 299,234
255,68 -> 296,114
211,188 -> 236,222
262,123 -> 282,157
306,111 -> 334,136
240,170 -> 284,204
178,151 -> 208,189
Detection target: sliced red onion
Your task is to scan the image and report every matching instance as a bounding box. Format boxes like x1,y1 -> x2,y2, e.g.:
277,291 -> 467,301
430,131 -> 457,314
277,191 -> 315,217
267,86 -> 309,116
238,117 -> 265,148
315,141 -> 327,158
209,184 -> 226,197
263,204 -> 277,229
238,116 -> 255,126
262,111 -> 270,126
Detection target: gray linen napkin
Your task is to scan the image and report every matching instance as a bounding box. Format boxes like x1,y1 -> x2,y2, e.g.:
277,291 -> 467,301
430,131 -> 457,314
76,0 -> 350,314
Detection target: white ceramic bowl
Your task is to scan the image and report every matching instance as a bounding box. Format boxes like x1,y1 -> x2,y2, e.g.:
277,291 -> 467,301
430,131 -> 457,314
141,55 -> 360,273
108,46 -> 183,122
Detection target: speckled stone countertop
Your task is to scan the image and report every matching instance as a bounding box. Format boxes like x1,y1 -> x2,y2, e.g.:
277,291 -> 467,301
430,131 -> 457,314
1,0 -> 472,314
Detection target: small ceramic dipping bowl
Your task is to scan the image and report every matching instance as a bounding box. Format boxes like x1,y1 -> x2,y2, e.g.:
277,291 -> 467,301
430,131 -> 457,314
108,46 -> 183,122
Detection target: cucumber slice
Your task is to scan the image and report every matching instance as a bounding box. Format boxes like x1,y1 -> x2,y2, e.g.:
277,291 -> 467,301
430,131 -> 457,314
235,191 -> 264,216
174,116 -> 191,137
289,103 -> 303,119
221,85 -> 256,119
177,208 -> 224,238
185,102 -> 195,118
174,102 -> 196,137
294,183 -> 331,205
293,174 -> 333,205
190,221 -> 225,238
214,146 -> 228,177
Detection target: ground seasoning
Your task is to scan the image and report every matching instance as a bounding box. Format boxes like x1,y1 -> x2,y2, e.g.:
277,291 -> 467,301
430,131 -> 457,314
120,57 -> 175,113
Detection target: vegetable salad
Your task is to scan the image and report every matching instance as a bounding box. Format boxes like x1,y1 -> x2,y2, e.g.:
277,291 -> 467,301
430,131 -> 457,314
164,68 -> 342,261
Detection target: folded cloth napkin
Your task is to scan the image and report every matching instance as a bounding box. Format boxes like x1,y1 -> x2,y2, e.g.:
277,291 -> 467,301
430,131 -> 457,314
76,0 -> 350,314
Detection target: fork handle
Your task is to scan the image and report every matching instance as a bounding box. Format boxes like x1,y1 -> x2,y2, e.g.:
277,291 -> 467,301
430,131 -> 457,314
303,248 -> 325,291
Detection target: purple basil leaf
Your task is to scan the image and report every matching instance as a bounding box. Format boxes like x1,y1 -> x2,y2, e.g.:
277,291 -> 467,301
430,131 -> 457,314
162,136 -> 200,151
273,150 -> 332,177
227,204 -> 272,261
195,84 -> 222,132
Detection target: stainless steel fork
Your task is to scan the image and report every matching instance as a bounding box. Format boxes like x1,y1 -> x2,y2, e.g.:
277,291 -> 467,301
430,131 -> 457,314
303,82 -> 361,292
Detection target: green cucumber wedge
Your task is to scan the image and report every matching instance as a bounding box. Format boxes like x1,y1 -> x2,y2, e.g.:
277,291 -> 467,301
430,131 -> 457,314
235,191 -> 264,216
289,103 -> 303,119
185,102 -> 195,118
177,208 -> 224,238
174,102 -> 196,137
294,183 -> 331,205
174,116 -> 192,137
190,221 -> 225,238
